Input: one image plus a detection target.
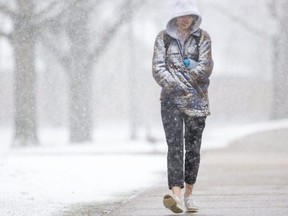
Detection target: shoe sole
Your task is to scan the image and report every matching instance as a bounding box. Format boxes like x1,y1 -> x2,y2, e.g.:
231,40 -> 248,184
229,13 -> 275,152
163,194 -> 183,213
186,207 -> 198,213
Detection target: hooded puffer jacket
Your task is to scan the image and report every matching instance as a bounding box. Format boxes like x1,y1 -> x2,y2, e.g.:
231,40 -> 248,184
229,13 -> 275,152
152,0 -> 213,117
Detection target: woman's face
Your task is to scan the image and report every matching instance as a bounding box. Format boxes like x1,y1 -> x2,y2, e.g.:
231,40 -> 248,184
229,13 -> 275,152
176,15 -> 194,32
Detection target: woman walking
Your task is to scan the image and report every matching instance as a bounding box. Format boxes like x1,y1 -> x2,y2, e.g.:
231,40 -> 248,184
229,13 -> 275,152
152,0 -> 214,213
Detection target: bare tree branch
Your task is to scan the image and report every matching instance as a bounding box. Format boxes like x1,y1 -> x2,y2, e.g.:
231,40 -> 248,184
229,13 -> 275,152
35,12 -> 63,31
0,3 -> 16,17
38,33 -> 71,72
0,30 -> 11,40
0,30 -> 8,37
210,3 -> 270,39
40,0 -> 144,72
34,1 -> 60,22
33,1 -> 68,29
89,0 -> 144,63
85,0 -> 102,13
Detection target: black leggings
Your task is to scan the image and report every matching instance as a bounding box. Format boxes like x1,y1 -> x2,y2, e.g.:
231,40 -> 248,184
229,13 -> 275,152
161,100 -> 206,189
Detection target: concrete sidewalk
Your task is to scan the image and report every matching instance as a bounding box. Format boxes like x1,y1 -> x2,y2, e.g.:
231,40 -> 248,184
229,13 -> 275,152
106,128 -> 288,216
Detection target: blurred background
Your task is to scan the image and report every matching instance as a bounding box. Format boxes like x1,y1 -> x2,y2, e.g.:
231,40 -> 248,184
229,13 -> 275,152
0,0 -> 287,148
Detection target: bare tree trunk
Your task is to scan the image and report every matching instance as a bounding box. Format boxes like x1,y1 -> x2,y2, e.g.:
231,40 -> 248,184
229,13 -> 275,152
39,0 -> 144,143
272,0 -> 288,119
278,0 -> 288,118
12,0 -> 38,145
67,0 -> 93,143
127,2 -> 139,140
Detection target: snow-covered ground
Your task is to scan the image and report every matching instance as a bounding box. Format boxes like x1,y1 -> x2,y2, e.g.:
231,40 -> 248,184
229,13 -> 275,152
203,118 -> 288,149
0,119 -> 288,215
1,153 -> 166,215
0,125 -> 168,215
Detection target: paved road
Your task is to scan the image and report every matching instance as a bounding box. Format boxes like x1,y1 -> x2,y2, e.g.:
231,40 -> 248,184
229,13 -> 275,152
105,128 -> 288,216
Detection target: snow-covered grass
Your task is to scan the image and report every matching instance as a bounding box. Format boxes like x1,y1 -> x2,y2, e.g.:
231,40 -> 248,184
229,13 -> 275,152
0,125 -> 168,215
0,154 -> 166,215
203,118 -> 288,149
1,154 -> 166,202
1,119 -> 288,215
0,127 -> 167,215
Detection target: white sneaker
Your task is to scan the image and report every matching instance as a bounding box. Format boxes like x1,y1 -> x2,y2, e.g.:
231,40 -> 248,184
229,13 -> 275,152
163,194 -> 184,213
184,195 -> 199,212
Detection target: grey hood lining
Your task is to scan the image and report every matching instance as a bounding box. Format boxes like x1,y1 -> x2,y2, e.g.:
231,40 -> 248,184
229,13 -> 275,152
165,0 -> 202,39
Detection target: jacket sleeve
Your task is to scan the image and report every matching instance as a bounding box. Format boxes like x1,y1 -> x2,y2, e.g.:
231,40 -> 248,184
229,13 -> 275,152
152,31 -> 179,88
188,30 -> 214,82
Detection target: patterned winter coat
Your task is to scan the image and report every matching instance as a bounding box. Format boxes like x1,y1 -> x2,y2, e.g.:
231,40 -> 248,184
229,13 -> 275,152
152,0 -> 213,117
